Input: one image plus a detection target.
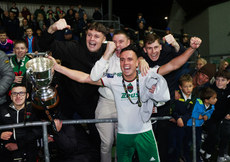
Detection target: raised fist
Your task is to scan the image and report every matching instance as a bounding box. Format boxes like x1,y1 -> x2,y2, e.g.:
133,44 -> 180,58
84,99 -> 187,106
190,37 -> 202,49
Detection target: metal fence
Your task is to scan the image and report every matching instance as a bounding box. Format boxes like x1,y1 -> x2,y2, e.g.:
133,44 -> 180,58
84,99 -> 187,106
0,116 -> 199,162
7,52 -> 48,57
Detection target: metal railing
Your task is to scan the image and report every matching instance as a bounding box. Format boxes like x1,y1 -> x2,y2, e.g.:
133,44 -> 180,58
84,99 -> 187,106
7,52 -> 48,57
0,116 -> 177,162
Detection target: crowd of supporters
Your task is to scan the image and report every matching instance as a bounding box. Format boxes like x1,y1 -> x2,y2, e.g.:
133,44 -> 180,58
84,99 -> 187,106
0,2 -> 230,162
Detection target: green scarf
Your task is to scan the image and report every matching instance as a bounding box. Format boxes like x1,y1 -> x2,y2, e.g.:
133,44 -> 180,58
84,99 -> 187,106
10,55 -> 30,76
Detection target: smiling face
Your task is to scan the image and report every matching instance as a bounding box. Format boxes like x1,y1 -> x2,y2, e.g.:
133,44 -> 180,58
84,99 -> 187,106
26,28 -> 33,37
14,42 -> 28,60
11,86 -> 29,110
120,50 -> 138,81
113,33 -> 130,57
195,72 -> 209,86
86,29 -> 106,53
144,40 -> 162,61
215,76 -> 229,89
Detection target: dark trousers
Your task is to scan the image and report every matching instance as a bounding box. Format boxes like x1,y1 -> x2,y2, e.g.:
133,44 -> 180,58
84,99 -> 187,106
152,103 -> 170,162
201,120 -> 220,155
59,91 -> 101,161
168,124 -> 186,162
219,120 -> 230,157
184,126 -> 202,162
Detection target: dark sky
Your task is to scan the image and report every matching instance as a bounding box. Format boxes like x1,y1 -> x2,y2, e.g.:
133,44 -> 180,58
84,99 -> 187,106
102,0 -> 174,30
101,0 -> 229,31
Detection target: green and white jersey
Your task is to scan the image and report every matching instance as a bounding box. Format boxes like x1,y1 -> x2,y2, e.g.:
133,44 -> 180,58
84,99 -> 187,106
101,67 -> 159,134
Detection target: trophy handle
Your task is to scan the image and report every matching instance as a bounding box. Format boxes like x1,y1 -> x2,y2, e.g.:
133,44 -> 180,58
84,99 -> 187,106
26,68 -> 37,89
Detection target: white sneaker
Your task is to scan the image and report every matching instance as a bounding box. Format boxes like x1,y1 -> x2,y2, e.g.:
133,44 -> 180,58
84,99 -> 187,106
217,156 -> 227,162
224,154 -> 230,160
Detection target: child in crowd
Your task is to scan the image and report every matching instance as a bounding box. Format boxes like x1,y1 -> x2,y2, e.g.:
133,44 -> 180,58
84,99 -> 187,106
185,87 -> 217,162
218,113 -> 230,162
168,74 -> 196,162
218,59 -> 229,71
24,27 -> 40,53
196,58 -> 207,71
9,40 -> 31,84
0,30 -> 14,54
200,70 -> 230,162
190,57 -> 207,77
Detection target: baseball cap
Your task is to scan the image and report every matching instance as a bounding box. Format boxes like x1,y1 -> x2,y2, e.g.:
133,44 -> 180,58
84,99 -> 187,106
64,29 -> 72,35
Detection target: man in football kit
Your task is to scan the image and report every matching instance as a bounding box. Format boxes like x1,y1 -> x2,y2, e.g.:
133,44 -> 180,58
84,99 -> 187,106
48,35 -> 201,161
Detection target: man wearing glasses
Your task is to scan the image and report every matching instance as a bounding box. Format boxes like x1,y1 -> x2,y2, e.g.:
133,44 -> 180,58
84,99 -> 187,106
0,83 -> 42,162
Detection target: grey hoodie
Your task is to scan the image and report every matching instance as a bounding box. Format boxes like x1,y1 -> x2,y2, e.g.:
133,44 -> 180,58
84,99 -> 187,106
140,71 -> 170,122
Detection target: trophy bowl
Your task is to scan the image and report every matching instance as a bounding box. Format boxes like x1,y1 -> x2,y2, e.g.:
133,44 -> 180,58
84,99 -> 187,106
26,57 -> 59,110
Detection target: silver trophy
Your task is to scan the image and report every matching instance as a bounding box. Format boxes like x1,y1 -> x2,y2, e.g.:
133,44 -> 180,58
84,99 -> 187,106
26,57 -> 59,110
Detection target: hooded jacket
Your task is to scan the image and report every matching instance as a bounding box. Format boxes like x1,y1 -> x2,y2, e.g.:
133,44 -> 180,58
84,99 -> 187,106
0,102 -> 42,161
187,99 -> 215,127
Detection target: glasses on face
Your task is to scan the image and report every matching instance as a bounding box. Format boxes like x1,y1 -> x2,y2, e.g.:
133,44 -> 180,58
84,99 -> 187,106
11,92 -> 26,97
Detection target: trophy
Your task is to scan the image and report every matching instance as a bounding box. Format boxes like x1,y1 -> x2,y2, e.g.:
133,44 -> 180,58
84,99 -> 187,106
26,57 -> 59,110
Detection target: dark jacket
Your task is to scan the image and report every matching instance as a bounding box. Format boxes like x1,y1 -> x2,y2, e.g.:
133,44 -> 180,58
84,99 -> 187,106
39,31 -> 106,118
24,36 -> 40,52
0,102 -> 42,161
209,83 -> 230,123
140,43 -> 186,99
52,120 -> 100,162
3,15 -> 20,40
39,31 -> 106,102
171,90 -> 196,126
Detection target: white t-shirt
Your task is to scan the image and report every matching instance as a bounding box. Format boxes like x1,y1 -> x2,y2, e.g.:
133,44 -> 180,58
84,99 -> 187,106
101,67 -> 159,134
90,54 -> 121,100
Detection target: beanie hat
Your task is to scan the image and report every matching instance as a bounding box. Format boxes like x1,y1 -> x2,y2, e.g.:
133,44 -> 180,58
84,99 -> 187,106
199,63 -> 216,79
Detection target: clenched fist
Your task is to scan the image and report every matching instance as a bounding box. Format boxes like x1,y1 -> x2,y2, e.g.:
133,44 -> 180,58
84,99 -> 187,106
190,37 -> 202,49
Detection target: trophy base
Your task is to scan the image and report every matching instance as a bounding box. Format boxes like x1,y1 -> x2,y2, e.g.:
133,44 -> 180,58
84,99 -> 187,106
32,88 -> 59,110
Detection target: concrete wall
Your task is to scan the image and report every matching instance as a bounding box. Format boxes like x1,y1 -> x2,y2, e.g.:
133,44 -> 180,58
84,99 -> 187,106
168,0 -> 186,34
184,9 -> 210,58
209,1 -> 230,55
169,0 -> 230,63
